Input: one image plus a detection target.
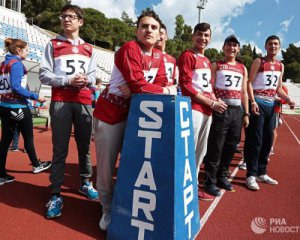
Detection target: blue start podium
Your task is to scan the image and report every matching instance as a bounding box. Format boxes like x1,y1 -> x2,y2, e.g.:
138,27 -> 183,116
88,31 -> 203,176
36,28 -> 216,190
107,94 -> 200,240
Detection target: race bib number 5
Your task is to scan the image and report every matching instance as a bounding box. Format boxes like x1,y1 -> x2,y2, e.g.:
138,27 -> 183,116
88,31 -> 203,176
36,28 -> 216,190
192,69 -> 212,92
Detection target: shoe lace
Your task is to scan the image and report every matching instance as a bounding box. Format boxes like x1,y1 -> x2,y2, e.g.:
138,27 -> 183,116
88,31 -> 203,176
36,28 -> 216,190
249,176 -> 256,184
264,175 -> 274,181
46,198 -> 61,211
103,214 -> 111,222
34,162 -> 44,169
85,183 -> 97,193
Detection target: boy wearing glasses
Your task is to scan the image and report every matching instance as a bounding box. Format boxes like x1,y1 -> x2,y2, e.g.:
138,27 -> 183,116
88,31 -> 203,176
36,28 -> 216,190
40,4 -> 98,219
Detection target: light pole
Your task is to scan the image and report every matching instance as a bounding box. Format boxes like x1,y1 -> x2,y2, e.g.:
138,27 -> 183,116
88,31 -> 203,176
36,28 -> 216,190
197,0 -> 208,23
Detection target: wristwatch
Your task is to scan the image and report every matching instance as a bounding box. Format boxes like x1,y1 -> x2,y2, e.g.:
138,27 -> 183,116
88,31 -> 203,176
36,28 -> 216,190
243,113 -> 250,117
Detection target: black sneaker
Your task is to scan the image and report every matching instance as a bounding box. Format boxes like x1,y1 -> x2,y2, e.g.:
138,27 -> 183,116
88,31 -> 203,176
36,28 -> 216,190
33,161 -> 52,174
204,184 -> 221,197
235,149 -> 242,154
217,178 -> 234,191
225,169 -> 232,177
0,174 -> 15,185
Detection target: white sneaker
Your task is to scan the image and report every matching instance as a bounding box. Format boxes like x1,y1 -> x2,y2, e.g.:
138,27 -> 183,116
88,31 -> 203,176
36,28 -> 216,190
33,161 -> 52,174
256,174 -> 278,185
246,176 -> 260,190
239,162 -> 247,170
99,213 -> 111,231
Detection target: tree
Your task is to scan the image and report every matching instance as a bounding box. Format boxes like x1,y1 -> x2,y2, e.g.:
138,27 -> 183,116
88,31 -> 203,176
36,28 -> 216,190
282,44 -> 300,65
282,44 -> 300,83
22,0 -> 70,32
284,62 -> 300,83
252,46 -> 261,59
240,44 -> 252,57
121,11 -> 134,27
205,48 -> 222,62
181,24 -> 193,42
238,55 -> 253,72
81,8 -> 107,45
174,15 -> 184,40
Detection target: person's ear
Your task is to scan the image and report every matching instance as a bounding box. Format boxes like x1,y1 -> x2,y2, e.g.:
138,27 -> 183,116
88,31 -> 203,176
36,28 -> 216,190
16,48 -> 22,55
79,19 -> 84,26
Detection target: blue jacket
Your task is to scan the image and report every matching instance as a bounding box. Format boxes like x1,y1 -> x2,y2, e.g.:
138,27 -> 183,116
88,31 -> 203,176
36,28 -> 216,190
0,54 -> 38,107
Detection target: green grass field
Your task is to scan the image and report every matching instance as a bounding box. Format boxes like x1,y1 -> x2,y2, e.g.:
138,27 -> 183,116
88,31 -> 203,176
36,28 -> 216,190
32,117 -> 48,126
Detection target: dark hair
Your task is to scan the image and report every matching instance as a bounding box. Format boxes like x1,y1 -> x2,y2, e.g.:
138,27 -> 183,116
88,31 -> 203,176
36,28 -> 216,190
4,38 -> 27,55
60,4 -> 84,19
161,23 -> 167,31
265,35 -> 280,45
136,10 -> 162,28
193,22 -> 211,35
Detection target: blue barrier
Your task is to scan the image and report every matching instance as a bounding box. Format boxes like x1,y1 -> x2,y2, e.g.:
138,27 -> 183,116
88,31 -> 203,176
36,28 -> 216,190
107,94 -> 200,240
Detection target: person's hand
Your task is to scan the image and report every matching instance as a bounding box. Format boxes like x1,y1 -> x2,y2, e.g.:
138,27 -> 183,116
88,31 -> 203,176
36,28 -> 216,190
286,98 -> 295,110
69,74 -> 88,87
243,115 -> 250,128
118,84 -> 131,99
211,99 -> 227,113
251,102 -> 260,115
37,97 -> 46,104
163,86 -> 177,95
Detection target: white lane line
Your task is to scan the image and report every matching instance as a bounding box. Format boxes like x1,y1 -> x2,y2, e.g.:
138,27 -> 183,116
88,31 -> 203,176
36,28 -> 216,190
282,117 -> 300,145
292,116 -> 300,123
199,159 -> 244,230
200,115 -> 299,229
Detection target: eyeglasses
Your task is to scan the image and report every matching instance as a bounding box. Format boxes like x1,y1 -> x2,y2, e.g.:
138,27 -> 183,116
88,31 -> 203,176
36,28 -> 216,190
59,14 -> 79,20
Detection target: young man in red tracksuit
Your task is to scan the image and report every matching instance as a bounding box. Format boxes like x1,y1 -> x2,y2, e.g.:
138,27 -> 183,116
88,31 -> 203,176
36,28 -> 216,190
203,35 -> 249,196
244,35 -> 295,190
93,10 -> 176,231
178,23 -> 227,201
155,23 -> 178,86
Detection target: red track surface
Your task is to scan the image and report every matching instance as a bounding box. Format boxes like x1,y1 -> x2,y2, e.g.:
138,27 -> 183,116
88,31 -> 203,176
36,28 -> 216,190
0,114 -> 299,240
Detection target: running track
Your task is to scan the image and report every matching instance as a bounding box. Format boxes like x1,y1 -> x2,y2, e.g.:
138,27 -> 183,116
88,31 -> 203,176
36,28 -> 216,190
0,114 -> 299,240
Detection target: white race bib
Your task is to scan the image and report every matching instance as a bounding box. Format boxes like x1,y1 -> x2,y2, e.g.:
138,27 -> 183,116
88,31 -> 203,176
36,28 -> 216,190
165,62 -> 175,83
192,68 -> 212,93
143,68 -> 159,83
0,73 -> 12,94
54,54 -> 91,78
215,70 -> 243,90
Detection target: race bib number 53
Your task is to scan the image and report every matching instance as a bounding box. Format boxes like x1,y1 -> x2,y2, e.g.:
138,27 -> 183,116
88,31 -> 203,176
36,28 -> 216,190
55,55 -> 90,78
